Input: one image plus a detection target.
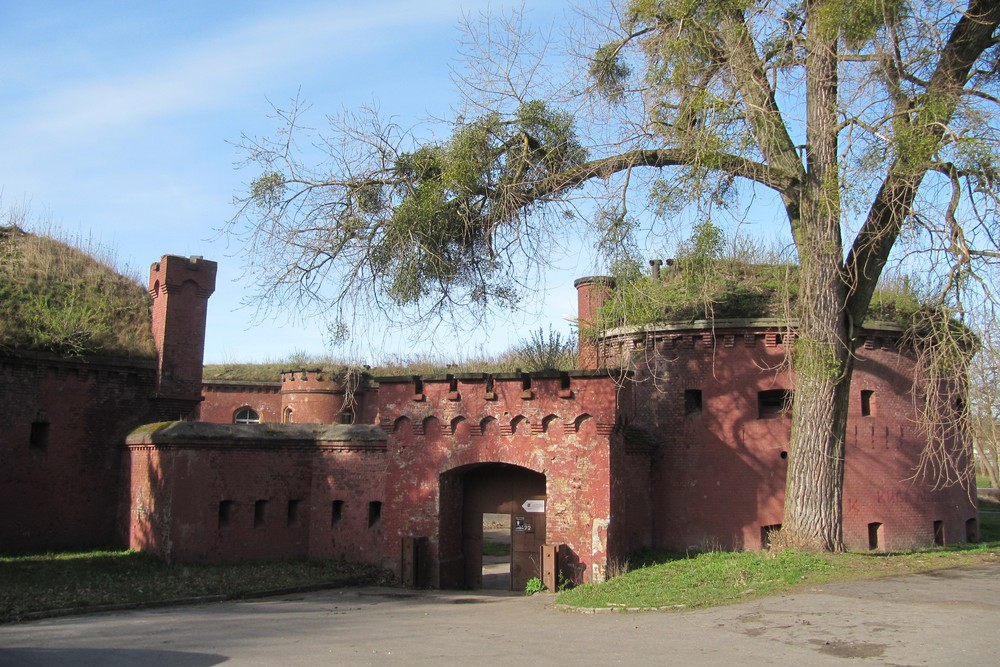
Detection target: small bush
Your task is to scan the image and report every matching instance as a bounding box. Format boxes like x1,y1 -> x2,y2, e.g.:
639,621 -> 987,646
524,577 -> 546,595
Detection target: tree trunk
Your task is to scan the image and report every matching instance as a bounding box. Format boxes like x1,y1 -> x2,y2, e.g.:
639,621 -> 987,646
782,294 -> 853,551
780,0 -> 848,551
976,438 -> 1000,489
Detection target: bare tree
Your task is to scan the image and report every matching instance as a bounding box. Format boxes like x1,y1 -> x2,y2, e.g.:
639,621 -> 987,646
228,0 -> 1000,550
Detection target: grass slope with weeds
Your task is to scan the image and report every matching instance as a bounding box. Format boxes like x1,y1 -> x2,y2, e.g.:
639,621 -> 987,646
0,550 -> 388,623
0,226 -> 154,358
558,500 -> 1000,611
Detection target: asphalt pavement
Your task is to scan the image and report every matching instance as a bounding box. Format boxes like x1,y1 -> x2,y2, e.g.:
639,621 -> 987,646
1,564 -> 998,666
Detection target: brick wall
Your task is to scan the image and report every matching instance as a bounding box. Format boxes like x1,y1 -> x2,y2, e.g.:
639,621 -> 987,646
605,323 -> 977,552
133,372 -> 621,585
0,354 -> 157,554
198,382 -> 281,424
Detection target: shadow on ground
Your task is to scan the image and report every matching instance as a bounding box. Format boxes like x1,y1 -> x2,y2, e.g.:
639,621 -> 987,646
0,648 -> 226,667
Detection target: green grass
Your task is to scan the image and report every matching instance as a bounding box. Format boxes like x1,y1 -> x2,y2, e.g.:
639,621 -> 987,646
482,539 -> 511,558
0,227 -> 154,357
981,498 -> 1000,540
6,504 -> 1000,621
557,501 -> 1000,610
0,550 -> 387,623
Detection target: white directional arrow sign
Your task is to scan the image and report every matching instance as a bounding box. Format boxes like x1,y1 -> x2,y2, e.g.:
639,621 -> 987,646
521,500 -> 545,513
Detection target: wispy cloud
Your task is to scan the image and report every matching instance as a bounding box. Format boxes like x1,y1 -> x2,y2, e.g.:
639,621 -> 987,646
5,0 -> 476,143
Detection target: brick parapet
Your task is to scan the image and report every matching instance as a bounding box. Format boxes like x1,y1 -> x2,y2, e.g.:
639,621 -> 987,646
375,371 -> 621,439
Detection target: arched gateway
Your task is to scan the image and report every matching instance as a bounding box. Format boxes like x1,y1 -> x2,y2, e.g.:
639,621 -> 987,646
438,463 -> 546,590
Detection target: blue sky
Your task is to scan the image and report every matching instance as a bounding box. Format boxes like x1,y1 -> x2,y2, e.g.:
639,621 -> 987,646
1,0 -> 584,364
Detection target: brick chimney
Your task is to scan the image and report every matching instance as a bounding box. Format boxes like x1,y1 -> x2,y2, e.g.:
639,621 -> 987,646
149,255 -> 217,419
574,276 -> 614,370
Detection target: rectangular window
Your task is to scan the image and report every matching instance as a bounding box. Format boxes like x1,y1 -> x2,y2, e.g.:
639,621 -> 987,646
860,390 -> 875,417
331,500 -> 344,526
933,520 -> 944,546
254,500 -> 268,528
29,421 -> 50,453
758,390 -> 791,419
684,389 -> 703,415
287,499 -> 301,527
368,501 -> 382,528
218,500 -> 234,529
340,411 -> 355,424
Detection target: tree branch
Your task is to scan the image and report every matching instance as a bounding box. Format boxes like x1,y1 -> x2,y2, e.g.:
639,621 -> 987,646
523,148 -> 795,203
845,0 -> 1000,324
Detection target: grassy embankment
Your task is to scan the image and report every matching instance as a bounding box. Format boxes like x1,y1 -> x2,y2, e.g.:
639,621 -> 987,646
0,553 -> 386,623
555,498 -> 1000,610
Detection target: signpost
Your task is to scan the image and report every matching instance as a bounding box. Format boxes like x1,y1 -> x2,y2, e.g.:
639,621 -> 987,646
522,500 -> 545,513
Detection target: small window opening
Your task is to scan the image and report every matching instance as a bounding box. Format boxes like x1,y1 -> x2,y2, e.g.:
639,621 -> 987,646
860,390 -> 875,417
368,501 -> 382,528
760,524 -> 782,550
254,500 -> 268,528
218,500 -> 234,529
413,376 -> 424,395
933,520 -> 944,546
521,373 -> 531,391
758,390 -> 791,419
234,407 -> 261,424
684,389 -> 703,416
780,450 -> 788,460
560,372 -> 571,390
283,407 -> 293,423
867,522 -> 882,550
485,374 -> 495,394
448,374 -> 458,392
331,500 -> 344,526
775,333 -> 784,345
287,499 -> 301,527
966,518 -> 979,543
340,411 -> 355,424
29,421 -> 50,452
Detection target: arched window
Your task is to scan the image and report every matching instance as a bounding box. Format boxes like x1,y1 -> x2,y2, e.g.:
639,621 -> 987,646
234,407 -> 261,424
283,407 -> 294,424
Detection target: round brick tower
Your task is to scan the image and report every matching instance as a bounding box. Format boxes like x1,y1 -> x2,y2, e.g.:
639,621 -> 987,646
280,369 -> 360,424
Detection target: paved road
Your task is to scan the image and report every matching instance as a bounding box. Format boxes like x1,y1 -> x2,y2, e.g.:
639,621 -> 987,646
1,565 -> 998,666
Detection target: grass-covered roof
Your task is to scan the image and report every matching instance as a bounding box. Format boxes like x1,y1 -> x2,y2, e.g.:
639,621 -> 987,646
0,226 -> 155,358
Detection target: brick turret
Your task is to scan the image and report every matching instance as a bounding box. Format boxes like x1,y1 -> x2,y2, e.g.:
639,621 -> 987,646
280,369 -> 370,424
149,255 -> 216,419
574,276 -> 614,370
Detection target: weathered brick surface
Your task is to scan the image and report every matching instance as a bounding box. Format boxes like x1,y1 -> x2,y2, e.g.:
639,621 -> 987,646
603,324 -> 976,552
279,370 -> 377,425
198,382 -> 281,424
161,321 -> 976,584
1,255 -> 217,555
149,255 -> 216,418
0,354 -> 157,554
136,373 -> 621,585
